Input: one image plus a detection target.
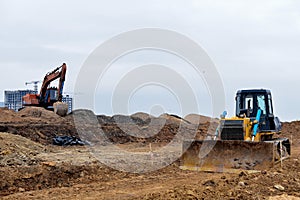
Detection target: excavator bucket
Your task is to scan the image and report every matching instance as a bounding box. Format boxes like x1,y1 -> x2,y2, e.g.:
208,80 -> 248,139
53,102 -> 68,117
180,140 -> 279,173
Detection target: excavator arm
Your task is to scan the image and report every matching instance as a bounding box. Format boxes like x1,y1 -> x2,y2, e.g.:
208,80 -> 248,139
39,63 -> 67,104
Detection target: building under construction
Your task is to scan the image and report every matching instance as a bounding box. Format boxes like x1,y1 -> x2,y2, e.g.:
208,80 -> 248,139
4,90 -> 73,113
62,95 -> 73,113
4,90 -> 35,111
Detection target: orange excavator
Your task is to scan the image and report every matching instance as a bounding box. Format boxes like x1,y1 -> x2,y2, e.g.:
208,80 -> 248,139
22,63 -> 68,116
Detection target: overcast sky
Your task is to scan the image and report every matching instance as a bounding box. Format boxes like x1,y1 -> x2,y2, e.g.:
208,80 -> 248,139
0,0 -> 299,121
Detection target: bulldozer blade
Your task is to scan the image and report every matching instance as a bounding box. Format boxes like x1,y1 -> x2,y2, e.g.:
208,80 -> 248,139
180,140 -> 276,173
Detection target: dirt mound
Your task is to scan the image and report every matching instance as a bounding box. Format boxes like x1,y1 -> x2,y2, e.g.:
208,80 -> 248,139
0,132 -> 45,167
282,121 -> 300,140
159,113 -> 191,124
113,114 -> 143,124
281,121 -> 300,157
131,112 -> 154,121
184,113 -> 218,124
0,107 -> 217,146
0,107 -> 76,145
0,107 -> 67,125
0,108 -> 23,123
65,110 -> 208,145
65,109 -> 97,123
17,107 -> 66,123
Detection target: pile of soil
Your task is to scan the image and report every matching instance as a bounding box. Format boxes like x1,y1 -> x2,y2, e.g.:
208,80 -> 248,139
0,107 -> 218,145
282,121 -> 300,142
1,107 -> 298,147
0,108 -> 23,123
0,107 -> 76,144
0,107 -> 66,124
18,107 -> 66,123
0,132 -> 45,167
68,110 -> 216,145
184,113 -> 218,124
131,112 -> 155,121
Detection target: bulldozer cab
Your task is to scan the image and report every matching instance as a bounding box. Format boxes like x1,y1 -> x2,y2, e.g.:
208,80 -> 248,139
235,89 -> 281,132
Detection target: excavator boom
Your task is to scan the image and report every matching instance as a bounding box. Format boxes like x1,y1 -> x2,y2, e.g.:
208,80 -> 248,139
39,63 -> 67,104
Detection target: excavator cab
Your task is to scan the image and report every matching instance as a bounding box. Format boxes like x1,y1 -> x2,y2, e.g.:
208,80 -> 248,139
41,87 -> 61,106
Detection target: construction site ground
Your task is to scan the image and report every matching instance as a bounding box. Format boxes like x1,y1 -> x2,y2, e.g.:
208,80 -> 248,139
0,107 -> 299,200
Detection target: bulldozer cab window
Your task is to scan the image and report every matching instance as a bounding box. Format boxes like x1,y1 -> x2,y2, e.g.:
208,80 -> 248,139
257,95 -> 267,115
245,95 -> 253,113
268,94 -> 273,114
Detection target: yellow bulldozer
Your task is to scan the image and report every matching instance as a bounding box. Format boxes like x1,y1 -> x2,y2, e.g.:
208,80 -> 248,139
181,89 -> 291,172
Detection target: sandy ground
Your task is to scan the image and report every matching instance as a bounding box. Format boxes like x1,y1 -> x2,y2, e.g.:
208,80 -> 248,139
0,107 -> 299,199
